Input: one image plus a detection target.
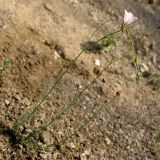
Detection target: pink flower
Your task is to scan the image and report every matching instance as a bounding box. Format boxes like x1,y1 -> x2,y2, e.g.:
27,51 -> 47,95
123,10 -> 138,25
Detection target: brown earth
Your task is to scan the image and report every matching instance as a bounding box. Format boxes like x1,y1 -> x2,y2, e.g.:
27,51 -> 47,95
0,0 -> 160,159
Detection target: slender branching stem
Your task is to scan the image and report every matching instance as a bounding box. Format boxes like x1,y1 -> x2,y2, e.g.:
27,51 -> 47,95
122,27 -> 140,82
96,28 -> 121,42
14,20 -> 120,132
25,56 -> 126,140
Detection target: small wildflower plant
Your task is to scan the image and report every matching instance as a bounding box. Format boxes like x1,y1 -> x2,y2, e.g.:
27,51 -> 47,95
0,58 -> 12,72
13,10 -> 140,149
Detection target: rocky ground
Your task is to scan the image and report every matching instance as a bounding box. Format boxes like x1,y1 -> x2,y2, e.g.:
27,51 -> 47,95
0,0 -> 160,159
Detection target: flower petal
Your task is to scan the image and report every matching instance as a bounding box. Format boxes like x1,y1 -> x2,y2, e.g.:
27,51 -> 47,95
123,10 -> 138,25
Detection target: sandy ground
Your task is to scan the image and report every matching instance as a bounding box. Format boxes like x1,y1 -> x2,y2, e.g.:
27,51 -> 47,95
0,0 -> 160,159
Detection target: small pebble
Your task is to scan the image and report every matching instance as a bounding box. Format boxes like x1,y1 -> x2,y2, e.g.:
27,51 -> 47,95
40,152 -> 48,159
140,63 -> 149,72
54,51 -> 60,60
95,59 -> 101,66
152,54 -> 157,64
70,142 -> 76,149
81,148 -> 91,157
4,100 -> 10,107
105,137 -> 111,145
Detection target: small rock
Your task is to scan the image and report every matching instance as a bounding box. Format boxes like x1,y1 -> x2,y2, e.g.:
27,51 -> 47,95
12,93 -> 22,102
79,85 -> 83,89
42,131 -> 54,145
55,45 -> 65,59
19,126 -> 24,132
18,144 -> 23,149
97,94 -> 100,98
54,51 -> 60,60
140,63 -> 149,72
38,142 -> 43,146
21,97 -> 30,106
71,0 -> 78,3
69,142 -> 76,149
81,148 -> 91,158
40,152 -> 49,159
52,151 -> 59,159
152,54 -> 157,64
25,128 -> 32,133
105,137 -> 111,145
95,59 -> 101,66
4,100 -> 10,107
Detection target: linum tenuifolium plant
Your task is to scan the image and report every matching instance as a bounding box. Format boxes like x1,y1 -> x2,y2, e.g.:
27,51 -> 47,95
13,10 -> 139,149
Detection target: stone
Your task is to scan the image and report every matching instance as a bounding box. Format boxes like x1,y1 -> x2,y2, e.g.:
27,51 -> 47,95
95,59 -> 101,66
42,131 -> 54,145
4,100 -> 10,107
105,137 -> 111,145
54,50 -> 60,60
140,63 -> 149,72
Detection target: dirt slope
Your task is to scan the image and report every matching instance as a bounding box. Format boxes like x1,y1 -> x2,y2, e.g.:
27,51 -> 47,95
0,0 -> 160,159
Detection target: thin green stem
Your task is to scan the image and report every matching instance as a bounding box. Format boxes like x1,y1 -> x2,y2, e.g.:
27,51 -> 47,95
90,20 -> 112,40
46,95 -> 118,149
14,19 -> 117,131
14,49 -> 84,130
96,28 -> 121,42
32,56 -> 126,136
123,27 -> 140,82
